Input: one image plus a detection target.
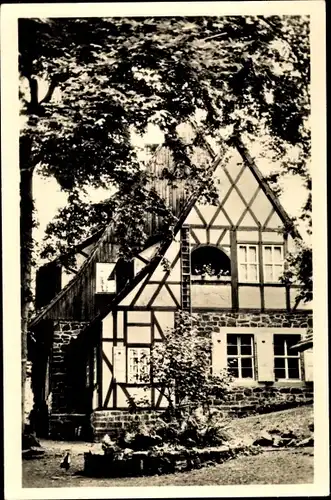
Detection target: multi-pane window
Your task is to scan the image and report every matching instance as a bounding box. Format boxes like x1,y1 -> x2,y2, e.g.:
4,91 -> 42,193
273,335 -> 301,380
128,348 -> 150,384
238,245 -> 259,282
263,246 -> 284,282
227,334 -> 255,379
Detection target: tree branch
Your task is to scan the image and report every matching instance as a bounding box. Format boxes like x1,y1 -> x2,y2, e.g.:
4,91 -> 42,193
201,32 -> 229,43
39,76 -> 59,105
27,75 -> 39,109
292,295 -> 302,312
40,70 -> 70,105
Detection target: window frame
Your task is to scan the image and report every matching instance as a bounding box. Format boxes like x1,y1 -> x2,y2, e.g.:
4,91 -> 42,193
226,333 -> 256,380
237,244 -> 259,283
273,334 -> 302,381
263,245 -> 284,283
127,347 -> 150,384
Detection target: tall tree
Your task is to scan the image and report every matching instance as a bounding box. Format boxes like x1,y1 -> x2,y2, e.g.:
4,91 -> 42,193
19,16 -> 311,431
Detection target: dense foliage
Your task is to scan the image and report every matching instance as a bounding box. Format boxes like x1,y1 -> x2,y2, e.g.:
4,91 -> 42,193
129,311 -> 231,416
19,16 -> 311,261
148,311 -> 231,413
104,409 -> 231,453
109,311 -> 233,451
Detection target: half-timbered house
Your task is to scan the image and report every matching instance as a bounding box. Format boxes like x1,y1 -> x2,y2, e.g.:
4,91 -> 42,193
28,132 -> 313,440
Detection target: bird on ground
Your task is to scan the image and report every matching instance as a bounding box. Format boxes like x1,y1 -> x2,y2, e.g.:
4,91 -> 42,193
60,451 -> 71,471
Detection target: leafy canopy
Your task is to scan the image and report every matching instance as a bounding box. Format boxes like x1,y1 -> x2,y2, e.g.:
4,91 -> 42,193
19,16 -> 311,269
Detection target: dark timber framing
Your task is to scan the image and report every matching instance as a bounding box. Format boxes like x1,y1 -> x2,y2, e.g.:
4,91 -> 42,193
230,228 -> 239,310
258,227 -> 265,311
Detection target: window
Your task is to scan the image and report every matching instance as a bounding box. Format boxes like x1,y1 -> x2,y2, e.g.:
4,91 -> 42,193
263,245 -> 284,282
238,245 -> 259,282
128,348 -> 150,384
227,334 -> 255,379
191,245 -> 231,279
96,263 -> 116,293
273,335 -> 301,380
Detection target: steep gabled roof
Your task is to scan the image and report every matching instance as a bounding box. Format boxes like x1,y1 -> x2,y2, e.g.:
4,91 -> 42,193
29,133 -> 299,330
29,131 -> 217,329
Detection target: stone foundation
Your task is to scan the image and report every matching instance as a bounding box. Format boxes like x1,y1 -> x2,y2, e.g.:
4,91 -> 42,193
91,410 -> 162,441
90,384 -> 313,441
193,310 -> 312,330
215,384 -> 314,417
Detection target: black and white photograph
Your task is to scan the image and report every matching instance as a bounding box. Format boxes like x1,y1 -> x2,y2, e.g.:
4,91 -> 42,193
1,2 -> 328,498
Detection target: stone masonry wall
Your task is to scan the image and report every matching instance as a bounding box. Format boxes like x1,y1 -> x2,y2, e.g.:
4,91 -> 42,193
50,321 -> 88,413
48,321 -> 90,439
193,310 -> 312,330
91,410 -> 162,442
90,386 -> 314,441
194,310 -> 313,416
215,385 -> 313,417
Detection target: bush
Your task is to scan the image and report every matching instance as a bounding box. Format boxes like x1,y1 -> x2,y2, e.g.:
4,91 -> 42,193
117,421 -> 163,451
179,408 -> 231,448
114,407 -> 230,451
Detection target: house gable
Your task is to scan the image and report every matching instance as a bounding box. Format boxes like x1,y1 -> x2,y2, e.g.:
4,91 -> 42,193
184,145 -> 283,232
118,141 -> 302,312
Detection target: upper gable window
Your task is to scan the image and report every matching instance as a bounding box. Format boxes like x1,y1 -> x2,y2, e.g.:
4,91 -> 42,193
238,245 -> 259,282
191,245 -> 231,280
263,245 -> 284,282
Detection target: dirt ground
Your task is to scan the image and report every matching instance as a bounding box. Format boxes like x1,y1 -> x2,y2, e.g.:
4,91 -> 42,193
225,404 -> 314,443
22,405 -> 314,488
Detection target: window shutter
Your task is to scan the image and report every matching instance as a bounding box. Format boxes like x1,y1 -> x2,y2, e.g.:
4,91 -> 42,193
303,348 -> 314,382
113,346 -> 126,383
212,331 -> 227,376
256,332 -> 274,382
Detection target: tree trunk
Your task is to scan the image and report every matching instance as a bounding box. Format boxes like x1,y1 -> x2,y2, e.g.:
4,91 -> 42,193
20,136 -> 35,434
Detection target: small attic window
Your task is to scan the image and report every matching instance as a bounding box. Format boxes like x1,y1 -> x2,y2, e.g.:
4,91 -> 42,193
191,245 -> 231,279
96,263 -> 116,293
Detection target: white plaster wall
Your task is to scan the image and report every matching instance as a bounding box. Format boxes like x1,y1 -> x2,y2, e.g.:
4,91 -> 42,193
238,286 -> 261,309
264,286 -> 287,309
191,284 -> 232,308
